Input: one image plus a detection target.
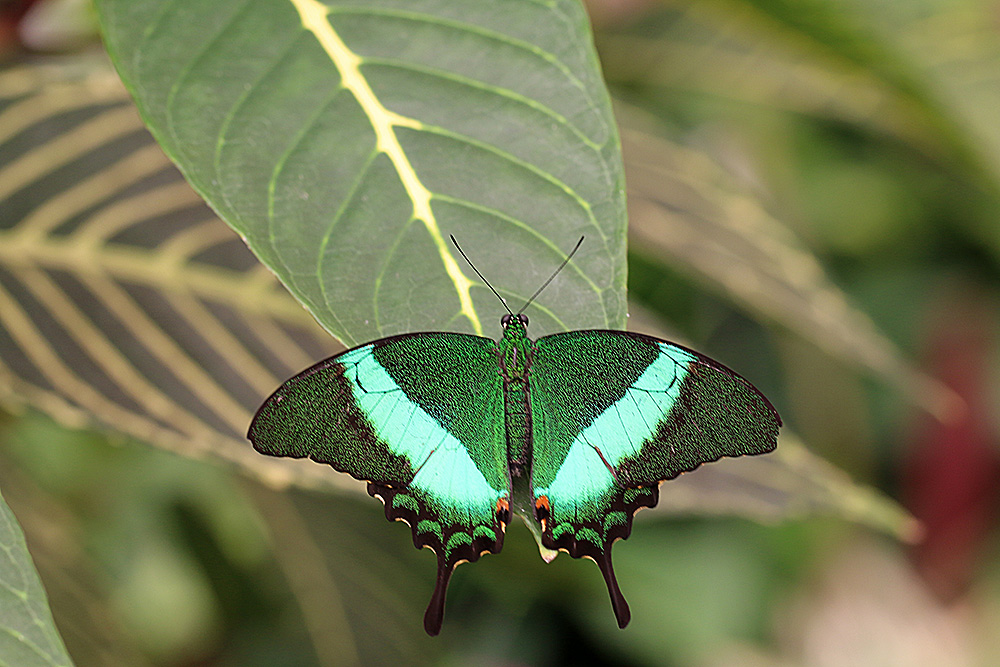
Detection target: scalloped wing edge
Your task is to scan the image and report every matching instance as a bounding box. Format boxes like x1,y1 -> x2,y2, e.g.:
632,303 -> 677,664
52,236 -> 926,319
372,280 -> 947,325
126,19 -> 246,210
368,481 -> 507,635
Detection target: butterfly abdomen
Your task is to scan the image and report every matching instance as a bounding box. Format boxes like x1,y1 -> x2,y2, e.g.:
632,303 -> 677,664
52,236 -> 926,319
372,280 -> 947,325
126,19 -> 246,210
503,377 -> 532,471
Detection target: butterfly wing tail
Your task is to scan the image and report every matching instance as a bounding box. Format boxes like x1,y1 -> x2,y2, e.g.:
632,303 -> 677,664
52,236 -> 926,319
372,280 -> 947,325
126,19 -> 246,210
424,558 -> 453,636
595,552 -> 631,628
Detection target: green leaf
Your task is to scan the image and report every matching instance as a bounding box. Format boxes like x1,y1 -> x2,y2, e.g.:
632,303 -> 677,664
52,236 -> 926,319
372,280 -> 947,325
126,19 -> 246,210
654,436 -> 918,540
597,5 -> 939,152
621,123 -> 958,419
602,0 -> 1000,256
94,0 -> 627,345
0,486 -> 73,667
253,486 -> 441,666
834,0 -> 1000,251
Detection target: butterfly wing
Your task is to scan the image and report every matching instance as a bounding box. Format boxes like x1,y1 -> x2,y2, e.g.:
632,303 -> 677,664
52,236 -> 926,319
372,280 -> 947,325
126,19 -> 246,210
529,330 -> 780,627
248,333 -> 509,635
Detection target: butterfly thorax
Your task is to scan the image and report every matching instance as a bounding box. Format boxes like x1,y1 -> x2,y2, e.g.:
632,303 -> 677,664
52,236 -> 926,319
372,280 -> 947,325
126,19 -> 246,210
498,314 -> 532,378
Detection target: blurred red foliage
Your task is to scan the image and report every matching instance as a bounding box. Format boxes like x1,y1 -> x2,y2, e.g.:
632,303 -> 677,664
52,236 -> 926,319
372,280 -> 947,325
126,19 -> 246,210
904,283 -> 1000,601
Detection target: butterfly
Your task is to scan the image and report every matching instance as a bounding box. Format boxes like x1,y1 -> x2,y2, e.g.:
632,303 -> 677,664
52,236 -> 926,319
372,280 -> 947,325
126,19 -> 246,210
248,237 -> 780,635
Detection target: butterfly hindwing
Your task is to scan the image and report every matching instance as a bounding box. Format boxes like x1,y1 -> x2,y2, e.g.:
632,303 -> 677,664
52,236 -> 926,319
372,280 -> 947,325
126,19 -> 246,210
529,330 -> 780,626
248,333 -> 509,635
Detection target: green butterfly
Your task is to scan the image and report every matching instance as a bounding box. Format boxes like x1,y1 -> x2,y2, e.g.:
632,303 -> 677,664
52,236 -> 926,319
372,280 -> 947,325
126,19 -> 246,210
248,239 -> 780,635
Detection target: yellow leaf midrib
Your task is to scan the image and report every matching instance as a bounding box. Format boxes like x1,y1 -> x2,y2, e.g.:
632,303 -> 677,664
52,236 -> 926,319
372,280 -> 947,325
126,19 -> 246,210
289,0 -> 482,335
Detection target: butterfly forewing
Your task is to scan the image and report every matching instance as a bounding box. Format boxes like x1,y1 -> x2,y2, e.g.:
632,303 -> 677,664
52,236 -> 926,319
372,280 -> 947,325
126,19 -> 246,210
528,330 -> 780,627
248,332 -> 509,635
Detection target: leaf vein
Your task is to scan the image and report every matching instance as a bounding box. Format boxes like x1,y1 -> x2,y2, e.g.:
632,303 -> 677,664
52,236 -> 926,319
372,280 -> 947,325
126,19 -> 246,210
316,148 -> 380,315
266,83 -> 353,338
360,56 -> 602,151
213,30 -> 311,190
371,218 -> 417,336
430,193 -> 604,298
164,0 -> 256,164
17,266 -> 222,438
401,124 -> 606,244
327,4 -> 590,95
291,0 -> 481,335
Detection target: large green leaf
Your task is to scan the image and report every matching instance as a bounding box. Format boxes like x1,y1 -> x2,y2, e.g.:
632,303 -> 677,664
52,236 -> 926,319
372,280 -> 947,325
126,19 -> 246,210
0,486 -> 73,667
94,0 -> 627,345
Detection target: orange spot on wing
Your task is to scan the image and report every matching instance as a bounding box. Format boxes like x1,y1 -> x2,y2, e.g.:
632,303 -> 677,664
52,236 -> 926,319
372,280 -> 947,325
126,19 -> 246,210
495,498 -> 510,527
535,495 -> 551,530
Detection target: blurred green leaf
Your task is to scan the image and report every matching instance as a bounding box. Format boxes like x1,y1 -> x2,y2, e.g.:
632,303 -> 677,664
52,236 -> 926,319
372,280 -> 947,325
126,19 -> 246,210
598,1 -> 939,150
0,485 -> 73,667
0,420 -> 158,667
849,0 -> 1000,253
722,0 -> 1000,197
655,436 -> 917,540
254,486 -> 441,666
621,122 -> 958,419
606,0 -> 1000,256
710,0 -> 929,96
95,0 -> 628,344
593,521 -> 779,666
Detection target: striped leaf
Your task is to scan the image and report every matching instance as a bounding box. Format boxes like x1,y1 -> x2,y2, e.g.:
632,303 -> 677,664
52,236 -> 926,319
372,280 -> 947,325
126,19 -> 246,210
0,62 -> 343,492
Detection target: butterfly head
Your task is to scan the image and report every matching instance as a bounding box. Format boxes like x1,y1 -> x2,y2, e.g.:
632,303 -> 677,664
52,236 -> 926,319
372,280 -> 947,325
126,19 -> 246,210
451,234 -> 583,339
501,313 -> 529,327
501,313 -> 529,330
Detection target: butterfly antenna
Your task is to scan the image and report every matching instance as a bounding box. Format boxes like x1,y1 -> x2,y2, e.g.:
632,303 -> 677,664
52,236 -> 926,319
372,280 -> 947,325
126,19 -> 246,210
517,236 -> 584,315
450,235 -> 514,316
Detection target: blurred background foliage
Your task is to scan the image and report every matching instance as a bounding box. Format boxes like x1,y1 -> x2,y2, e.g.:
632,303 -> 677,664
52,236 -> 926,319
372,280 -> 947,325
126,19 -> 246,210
1,0 -> 1000,665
